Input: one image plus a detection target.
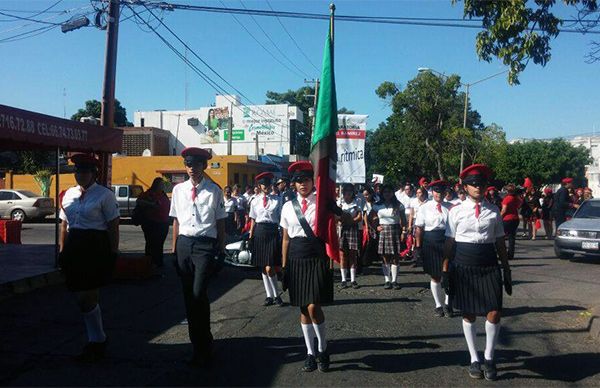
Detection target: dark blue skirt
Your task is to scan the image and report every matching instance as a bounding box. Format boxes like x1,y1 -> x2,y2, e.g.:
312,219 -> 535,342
250,222 -> 281,267
422,229 -> 446,278
450,242 -> 502,316
286,237 -> 333,307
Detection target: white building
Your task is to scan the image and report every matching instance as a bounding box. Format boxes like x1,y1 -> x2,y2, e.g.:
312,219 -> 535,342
568,136 -> 600,194
134,95 -> 304,157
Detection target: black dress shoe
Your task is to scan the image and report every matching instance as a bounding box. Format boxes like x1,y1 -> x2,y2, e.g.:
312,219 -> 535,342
443,304 -> 453,318
274,296 -> 284,306
393,282 -> 401,290
340,281 -> 348,289
75,340 -> 107,362
316,350 -> 330,372
302,354 -> 317,372
483,359 -> 498,381
351,281 -> 359,289
384,281 -> 392,289
434,307 -> 444,317
468,361 -> 483,379
263,297 -> 274,306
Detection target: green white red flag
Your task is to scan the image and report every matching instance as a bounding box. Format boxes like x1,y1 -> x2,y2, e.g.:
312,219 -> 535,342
310,14 -> 340,263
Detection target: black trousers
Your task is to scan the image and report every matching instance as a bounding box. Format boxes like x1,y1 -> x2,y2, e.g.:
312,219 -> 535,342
503,220 -> 519,260
142,221 -> 169,266
554,212 -> 566,229
175,235 -> 216,355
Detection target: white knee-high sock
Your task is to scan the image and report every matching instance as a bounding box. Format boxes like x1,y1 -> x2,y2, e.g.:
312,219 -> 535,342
83,305 -> 106,343
382,263 -> 390,282
262,273 -> 273,298
462,319 -> 479,363
484,320 -> 501,361
340,268 -> 347,282
268,275 -> 280,297
301,323 -> 316,355
391,264 -> 398,283
445,294 -> 450,306
430,280 -> 443,308
312,322 -> 327,353
350,267 -> 356,282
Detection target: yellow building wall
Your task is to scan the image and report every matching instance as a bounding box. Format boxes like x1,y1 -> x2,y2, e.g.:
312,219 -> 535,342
5,155 -> 265,200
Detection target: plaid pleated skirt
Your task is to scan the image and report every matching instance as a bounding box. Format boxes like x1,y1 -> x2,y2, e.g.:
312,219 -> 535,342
450,242 -> 502,316
422,229 -> 446,278
286,237 -> 333,307
340,225 -> 359,252
250,223 -> 281,267
378,224 -> 401,255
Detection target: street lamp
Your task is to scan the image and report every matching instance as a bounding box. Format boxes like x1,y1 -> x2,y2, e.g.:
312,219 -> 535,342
418,67 -> 508,174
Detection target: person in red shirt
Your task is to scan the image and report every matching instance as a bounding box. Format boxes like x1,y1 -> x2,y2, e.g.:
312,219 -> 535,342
501,184 -> 521,260
137,177 -> 171,267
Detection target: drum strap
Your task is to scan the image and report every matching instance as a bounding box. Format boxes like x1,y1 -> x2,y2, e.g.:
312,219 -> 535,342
291,198 -> 327,260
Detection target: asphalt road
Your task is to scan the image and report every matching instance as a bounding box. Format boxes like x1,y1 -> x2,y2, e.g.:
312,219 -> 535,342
2,225 -> 599,386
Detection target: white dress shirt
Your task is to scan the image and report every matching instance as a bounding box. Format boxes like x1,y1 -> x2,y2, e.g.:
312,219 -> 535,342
410,197 -> 428,220
234,195 -> 247,211
373,202 -> 405,225
341,199 -> 361,218
59,183 -> 119,230
169,178 -> 227,239
223,196 -> 238,213
445,197 -> 504,243
249,193 -> 282,224
280,193 -> 316,238
400,194 -> 413,216
415,200 -> 451,231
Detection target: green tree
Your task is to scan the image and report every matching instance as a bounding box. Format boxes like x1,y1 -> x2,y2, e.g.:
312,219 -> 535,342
374,72 -> 483,180
454,0 -> 598,84
71,99 -> 132,127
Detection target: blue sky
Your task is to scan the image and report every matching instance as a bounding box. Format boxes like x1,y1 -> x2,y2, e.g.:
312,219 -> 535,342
1,0 -> 599,140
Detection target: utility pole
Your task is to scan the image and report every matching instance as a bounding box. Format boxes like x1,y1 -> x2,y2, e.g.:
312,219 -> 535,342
255,133 -> 259,158
227,102 -> 233,155
461,84 -> 469,174
99,0 -> 120,186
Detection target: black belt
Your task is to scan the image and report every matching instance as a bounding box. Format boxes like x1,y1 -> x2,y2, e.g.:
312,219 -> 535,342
179,235 -> 217,244
289,237 -> 319,259
424,229 -> 446,240
454,242 -> 497,266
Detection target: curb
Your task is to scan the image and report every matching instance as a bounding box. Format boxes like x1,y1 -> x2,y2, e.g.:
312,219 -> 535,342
0,270 -> 64,301
590,307 -> 600,341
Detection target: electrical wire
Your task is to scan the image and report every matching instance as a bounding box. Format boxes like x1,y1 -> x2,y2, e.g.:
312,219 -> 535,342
0,0 -> 63,22
238,0 -> 311,78
0,25 -> 59,43
265,0 -> 320,73
0,4 -> 94,35
216,0 -> 304,79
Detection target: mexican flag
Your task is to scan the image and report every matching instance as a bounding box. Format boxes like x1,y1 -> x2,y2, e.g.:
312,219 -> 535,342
310,17 -> 340,263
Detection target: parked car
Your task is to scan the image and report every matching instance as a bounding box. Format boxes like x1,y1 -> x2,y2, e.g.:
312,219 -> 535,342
554,198 -> 600,259
111,184 -> 144,218
0,189 -> 54,222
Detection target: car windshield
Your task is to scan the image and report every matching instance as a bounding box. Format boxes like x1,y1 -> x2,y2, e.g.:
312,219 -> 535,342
575,201 -> 600,219
16,190 -> 38,198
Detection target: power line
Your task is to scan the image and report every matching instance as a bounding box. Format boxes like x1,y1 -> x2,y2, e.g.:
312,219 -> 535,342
238,0 -> 311,78
0,0 -> 63,22
265,0 -> 320,73
216,0 -> 305,79
157,3 -> 600,35
0,25 -> 58,43
0,4 -> 94,35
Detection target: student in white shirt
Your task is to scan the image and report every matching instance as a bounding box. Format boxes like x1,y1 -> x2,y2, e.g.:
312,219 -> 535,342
223,186 -> 239,236
361,186 -> 378,267
408,186 -> 429,265
338,183 -> 362,289
280,161 -> 333,373
59,153 -> 119,362
442,164 -> 512,381
371,184 -> 407,290
414,180 -> 452,318
170,147 -> 227,367
249,172 -> 283,306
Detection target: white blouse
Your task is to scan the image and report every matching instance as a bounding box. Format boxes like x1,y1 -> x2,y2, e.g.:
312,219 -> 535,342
59,183 -> 119,230
445,197 -> 505,244
249,193 -> 282,224
414,200 -> 451,232
373,202 -> 405,225
280,193 -> 316,238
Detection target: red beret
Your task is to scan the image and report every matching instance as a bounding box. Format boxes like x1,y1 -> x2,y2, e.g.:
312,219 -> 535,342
428,179 -> 447,189
70,153 -> 100,168
486,186 -> 496,193
419,177 -> 428,186
543,187 -> 553,194
460,164 -> 492,181
255,172 -> 274,182
562,177 -> 573,184
523,177 -> 533,189
288,161 -> 313,174
181,147 -> 212,160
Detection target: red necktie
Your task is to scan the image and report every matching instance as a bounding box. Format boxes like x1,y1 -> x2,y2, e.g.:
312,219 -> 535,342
437,203 -> 442,213
191,186 -> 197,201
301,198 -> 308,214
475,203 -> 481,219
263,195 -> 268,208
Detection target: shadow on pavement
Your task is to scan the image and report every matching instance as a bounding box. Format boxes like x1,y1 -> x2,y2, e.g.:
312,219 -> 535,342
503,305 -> 587,317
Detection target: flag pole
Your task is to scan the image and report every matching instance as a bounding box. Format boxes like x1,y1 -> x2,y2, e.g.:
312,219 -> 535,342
330,3 -> 335,43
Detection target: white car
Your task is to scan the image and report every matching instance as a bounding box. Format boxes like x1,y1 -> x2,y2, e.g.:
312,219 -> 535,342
0,189 -> 54,222
554,198 -> 600,259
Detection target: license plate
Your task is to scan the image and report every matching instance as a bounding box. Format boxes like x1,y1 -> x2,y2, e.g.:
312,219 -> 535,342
582,241 -> 599,250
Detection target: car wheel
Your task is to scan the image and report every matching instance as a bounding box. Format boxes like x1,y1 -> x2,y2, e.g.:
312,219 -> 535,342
554,244 -> 574,260
10,209 -> 26,222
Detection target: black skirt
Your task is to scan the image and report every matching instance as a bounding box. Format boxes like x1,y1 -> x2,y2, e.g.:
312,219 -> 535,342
422,229 -> 446,278
251,223 -> 281,267
378,224 -> 401,255
286,237 -> 333,307
59,228 -> 116,292
340,225 -> 359,252
450,242 -> 502,316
